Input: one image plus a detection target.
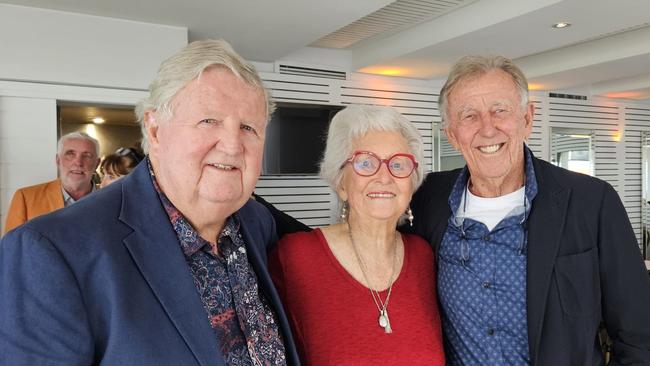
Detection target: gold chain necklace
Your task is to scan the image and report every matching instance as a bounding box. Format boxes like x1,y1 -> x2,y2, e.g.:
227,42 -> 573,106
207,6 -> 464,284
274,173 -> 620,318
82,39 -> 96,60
347,221 -> 399,334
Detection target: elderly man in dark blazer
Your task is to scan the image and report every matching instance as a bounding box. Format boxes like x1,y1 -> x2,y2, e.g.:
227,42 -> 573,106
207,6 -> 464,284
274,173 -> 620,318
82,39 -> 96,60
0,40 -> 299,365
403,55 -> 650,365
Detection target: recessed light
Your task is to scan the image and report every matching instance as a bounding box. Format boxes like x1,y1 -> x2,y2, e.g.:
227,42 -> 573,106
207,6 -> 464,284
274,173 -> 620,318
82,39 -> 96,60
92,117 -> 105,124
552,22 -> 571,29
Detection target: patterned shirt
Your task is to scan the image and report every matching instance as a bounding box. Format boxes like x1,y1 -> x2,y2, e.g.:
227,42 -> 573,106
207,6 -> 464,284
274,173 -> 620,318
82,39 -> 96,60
148,159 -> 286,365
438,147 -> 538,365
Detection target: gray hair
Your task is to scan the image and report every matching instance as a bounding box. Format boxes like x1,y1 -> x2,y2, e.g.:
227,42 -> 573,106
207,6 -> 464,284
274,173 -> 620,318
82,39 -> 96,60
135,39 -> 273,152
57,131 -> 99,157
439,55 -> 529,127
319,105 -> 425,193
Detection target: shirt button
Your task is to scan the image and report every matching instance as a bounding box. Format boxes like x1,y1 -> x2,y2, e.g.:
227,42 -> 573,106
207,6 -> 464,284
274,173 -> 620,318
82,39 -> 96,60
482,281 -> 491,289
483,235 -> 491,241
487,328 -> 495,336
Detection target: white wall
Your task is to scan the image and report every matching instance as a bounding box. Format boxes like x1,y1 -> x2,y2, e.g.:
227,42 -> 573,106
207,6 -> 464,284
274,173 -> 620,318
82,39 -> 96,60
0,97 -> 57,231
0,5 -> 186,233
0,4 -> 187,90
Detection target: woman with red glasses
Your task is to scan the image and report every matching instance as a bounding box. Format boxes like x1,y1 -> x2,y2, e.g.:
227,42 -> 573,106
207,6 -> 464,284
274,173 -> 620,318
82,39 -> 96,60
269,105 -> 445,365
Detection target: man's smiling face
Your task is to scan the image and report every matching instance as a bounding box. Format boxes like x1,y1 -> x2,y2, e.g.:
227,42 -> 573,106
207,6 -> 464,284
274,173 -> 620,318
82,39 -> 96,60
444,69 -> 533,188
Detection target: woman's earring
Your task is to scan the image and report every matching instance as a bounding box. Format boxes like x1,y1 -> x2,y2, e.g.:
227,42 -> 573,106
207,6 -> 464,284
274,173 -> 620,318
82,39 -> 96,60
340,201 -> 348,220
407,207 -> 414,226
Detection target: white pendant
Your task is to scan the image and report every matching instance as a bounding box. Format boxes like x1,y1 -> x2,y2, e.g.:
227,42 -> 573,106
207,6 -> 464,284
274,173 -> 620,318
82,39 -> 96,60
379,312 -> 388,328
379,310 -> 393,333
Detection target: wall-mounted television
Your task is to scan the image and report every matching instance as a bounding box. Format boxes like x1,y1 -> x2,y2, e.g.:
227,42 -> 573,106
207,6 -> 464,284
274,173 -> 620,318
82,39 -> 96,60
263,103 -> 342,175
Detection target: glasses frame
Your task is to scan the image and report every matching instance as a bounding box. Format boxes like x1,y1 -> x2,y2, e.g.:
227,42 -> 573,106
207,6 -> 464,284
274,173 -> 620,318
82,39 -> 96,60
342,150 -> 418,178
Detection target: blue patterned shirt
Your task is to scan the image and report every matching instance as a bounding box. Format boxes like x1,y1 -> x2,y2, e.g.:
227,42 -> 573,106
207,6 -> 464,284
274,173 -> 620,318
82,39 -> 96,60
438,147 -> 538,365
148,158 -> 286,365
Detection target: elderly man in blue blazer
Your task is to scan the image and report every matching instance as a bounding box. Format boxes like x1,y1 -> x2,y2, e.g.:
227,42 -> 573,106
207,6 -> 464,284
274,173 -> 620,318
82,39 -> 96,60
403,55 -> 650,365
0,40 -> 299,365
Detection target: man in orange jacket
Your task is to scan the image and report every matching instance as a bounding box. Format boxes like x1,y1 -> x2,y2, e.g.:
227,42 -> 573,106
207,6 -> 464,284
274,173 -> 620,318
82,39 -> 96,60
4,131 -> 100,234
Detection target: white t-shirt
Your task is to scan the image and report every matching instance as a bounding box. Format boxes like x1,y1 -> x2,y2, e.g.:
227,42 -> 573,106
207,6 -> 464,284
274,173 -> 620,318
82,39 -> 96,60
458,186 -> 526,231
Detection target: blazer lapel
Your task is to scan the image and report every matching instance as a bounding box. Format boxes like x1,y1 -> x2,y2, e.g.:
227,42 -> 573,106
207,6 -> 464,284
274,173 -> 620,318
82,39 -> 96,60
47,179 -> 65,211
430,203 -> 452,254
525,159 -> 570,363
237,208 -> 301,365
427,171 -> 457,254
118,164 -> 223,366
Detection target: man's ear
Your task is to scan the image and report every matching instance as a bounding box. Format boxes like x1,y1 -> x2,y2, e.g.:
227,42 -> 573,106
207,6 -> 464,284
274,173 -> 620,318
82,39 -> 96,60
444,127 -> 461,151
144,110 -> 161,151
523,102 -> 535,139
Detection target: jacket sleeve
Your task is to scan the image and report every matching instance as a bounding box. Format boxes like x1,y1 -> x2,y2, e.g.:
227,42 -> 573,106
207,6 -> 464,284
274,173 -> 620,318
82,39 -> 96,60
253,193 -> 311,238
0,227 -> 93,365
4,189 -> 28,235
598,183 -> 650,364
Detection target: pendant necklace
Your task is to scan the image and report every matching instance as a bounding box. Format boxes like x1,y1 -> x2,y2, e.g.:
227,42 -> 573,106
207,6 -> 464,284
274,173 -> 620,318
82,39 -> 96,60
347,221 -> 399,334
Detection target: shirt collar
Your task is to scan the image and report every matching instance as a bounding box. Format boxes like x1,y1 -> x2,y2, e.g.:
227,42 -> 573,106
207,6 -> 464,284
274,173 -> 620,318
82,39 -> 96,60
146,157 -> 241,258
448,145 -> 538,220
61,183 -> 96,207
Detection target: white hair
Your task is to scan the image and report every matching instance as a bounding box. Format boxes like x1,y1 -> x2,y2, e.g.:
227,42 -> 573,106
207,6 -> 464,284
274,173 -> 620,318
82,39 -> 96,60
57,131 -> 99,157
319,105 -> 425,193
439,55 -> 529,127
135,39 -> 273,152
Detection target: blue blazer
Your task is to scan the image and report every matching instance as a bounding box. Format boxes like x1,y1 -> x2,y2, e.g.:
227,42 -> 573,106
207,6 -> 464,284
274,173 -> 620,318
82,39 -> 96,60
0,163 -> 300,365
403,154 -> 650,365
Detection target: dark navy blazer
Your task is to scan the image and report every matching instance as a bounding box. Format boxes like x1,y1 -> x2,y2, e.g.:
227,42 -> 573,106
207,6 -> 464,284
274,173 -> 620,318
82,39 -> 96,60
403,154 -> 650,365
0,162 -> 300,366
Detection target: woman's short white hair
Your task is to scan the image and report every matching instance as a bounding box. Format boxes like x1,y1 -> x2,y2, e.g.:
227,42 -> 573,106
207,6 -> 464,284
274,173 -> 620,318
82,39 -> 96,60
57,131 -> 99,157
135,39 -> 273,152
319,105 -> 425,193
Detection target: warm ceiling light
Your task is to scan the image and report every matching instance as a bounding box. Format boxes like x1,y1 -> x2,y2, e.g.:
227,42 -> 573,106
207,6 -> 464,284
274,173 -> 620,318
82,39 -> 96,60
358,66 -> 409,77
92,117 -> 105,124
604,91 -> 643,99
528,83 -> 545,91
85,124 -> 98,139
552,22 -> 571,29
375,69 -> 405,76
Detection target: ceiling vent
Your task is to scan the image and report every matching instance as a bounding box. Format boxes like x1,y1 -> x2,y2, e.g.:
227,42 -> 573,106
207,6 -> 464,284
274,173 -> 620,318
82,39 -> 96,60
310,0 -> 477,49
276,63 -> 347,80
549,92 -> 588,100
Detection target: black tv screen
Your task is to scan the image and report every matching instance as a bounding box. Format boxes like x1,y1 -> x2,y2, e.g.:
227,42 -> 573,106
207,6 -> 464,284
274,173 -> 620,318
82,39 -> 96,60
263,103 -> 342,175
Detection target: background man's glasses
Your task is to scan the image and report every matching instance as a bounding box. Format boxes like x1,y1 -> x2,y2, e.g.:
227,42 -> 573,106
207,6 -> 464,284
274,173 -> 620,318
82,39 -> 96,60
343,151 -> 418,178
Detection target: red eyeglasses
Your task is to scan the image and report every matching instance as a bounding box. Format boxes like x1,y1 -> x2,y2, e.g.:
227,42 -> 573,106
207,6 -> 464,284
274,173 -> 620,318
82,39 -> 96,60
342,151 -> 418,178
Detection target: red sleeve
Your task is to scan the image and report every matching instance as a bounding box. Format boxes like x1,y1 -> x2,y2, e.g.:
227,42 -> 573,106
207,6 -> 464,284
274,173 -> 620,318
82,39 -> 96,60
267,232 -> 311,362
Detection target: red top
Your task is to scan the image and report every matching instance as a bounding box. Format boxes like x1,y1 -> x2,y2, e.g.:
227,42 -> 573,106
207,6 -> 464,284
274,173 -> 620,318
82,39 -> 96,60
269,229 -> 445,366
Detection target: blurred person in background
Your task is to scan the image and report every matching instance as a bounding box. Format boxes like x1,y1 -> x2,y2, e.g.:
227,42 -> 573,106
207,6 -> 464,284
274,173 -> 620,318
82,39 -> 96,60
99,148 -> 141,188
4,131 -> 99,234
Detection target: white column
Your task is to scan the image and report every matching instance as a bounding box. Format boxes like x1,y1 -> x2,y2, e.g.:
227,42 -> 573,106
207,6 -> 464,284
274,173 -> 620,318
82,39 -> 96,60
0,96 -> 57,233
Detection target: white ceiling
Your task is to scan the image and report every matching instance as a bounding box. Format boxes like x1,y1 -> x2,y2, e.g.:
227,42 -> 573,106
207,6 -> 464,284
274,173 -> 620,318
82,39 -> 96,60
4,0 -> 650,100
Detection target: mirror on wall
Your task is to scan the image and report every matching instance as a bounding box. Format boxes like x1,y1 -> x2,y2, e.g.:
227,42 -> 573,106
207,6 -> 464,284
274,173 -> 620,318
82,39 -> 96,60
550,127 -> 595,176
435,123 -> 466,172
